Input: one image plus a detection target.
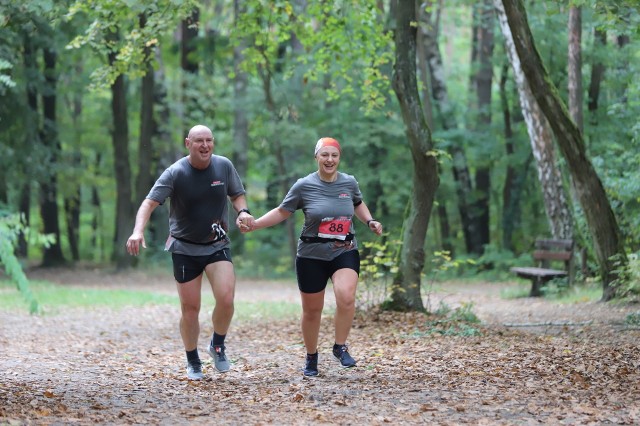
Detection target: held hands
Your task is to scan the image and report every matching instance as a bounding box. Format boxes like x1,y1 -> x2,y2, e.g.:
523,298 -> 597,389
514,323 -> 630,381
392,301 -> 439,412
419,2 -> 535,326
368,220 -> 383,236
236,212 -> 256,233
126,232 -> 146,256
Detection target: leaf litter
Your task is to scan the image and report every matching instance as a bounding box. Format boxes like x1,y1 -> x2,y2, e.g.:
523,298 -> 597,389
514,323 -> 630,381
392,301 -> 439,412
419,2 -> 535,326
1,270 -> 638,425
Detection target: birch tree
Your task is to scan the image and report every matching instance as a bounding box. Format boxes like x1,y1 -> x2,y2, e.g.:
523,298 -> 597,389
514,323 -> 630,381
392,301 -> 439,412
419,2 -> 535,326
495,0 -> 573,241
501,0 -> 626,300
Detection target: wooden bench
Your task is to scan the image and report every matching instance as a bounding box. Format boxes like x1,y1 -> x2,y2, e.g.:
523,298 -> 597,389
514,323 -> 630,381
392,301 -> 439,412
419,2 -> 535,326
511,239 -> 574,297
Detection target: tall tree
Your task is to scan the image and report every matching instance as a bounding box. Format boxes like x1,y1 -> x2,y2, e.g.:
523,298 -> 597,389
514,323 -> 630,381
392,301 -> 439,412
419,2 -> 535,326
568,5 -> 583,132
501,0 -> 626,300
495,0 -> 573,242
417,0 -> 453,255
230,0 -> 250,254
468,0 -> 495,255
419,1 -> 475,255
135,13 -> 157,208
40,36 -> 66,266
108,29 -> 134,269
587,28 -> 606,119
389,0 -> 440,312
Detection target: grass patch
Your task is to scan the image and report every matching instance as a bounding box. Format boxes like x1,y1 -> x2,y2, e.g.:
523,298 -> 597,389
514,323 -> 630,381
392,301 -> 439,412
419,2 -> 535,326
234,301 -> 301,322
500,282 -> 531,299
0,279 -> 177,313
544,281 -> 602,303
500,279 -> 602,303
0,279 -> 302,320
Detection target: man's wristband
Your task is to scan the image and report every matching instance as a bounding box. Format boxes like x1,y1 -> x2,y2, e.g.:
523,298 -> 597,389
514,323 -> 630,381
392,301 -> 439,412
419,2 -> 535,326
367,219 -> 376,226
238,208 -> 251,216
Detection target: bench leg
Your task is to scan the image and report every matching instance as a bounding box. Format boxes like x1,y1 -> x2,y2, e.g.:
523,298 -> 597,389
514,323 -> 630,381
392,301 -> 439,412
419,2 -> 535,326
530,277 -> 544,297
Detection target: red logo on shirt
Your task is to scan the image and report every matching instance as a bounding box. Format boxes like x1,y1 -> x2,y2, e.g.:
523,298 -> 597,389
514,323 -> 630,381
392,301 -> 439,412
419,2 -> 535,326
338,193 -> 349,199
211,181 -> 224,187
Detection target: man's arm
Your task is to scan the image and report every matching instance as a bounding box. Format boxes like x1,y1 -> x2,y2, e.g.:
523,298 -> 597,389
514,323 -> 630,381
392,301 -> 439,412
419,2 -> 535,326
126,198 -> 160,256
230,194 -> 255,230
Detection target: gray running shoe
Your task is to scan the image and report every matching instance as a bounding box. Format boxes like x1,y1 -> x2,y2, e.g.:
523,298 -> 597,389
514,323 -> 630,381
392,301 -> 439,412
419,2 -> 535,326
186,360 -> 204,380
207,344 -> 231,372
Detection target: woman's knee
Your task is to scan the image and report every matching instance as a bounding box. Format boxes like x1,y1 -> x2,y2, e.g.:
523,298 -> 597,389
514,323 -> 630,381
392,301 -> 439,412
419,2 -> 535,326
336,294 -> 356,310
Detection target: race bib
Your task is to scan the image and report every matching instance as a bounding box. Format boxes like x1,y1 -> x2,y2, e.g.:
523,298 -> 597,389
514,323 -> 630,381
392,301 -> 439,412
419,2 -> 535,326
317,216 -> 351,240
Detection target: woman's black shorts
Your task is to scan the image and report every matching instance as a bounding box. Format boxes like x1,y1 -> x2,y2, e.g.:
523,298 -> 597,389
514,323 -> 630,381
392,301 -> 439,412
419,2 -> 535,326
295,249 -> 360,294
172,248 -> 232,283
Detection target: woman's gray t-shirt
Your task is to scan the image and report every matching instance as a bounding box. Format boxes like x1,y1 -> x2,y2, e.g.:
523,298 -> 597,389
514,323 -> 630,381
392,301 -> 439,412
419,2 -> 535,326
146,155 -> 245,255
280,172 -> 363,260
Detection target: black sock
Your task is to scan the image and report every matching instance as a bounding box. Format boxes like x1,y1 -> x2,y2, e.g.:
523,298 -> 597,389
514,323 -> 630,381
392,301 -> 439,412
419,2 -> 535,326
307,352 -> 318,358
211,332 -> 226,347
186,348 -> 200,364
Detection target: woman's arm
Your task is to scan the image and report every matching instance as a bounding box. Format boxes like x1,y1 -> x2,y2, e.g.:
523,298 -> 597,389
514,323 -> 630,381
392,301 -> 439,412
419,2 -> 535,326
354,202 -> 383,236
249,207 -> 292,231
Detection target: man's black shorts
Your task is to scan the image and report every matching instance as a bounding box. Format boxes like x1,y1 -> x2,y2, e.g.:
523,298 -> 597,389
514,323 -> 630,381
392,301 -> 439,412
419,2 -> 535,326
172,248 -> 232,283
295,249 -> 360,294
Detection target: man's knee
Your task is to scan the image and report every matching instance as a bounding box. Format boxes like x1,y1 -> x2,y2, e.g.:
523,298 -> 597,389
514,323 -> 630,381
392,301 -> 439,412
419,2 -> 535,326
214,288 -> 235,307
180,301 -> 200,317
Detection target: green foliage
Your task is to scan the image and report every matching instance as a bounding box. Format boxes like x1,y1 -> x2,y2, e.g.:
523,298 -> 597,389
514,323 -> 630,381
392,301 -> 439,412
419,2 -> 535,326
356,239 -> 398,311
416,302 -> 481,337
0,58 -> 15,93
233,0 -> 393,114
0,211 -> 55,314
65,0 -> 198,87
611,251 -> 640,299
625,311 -> 640,327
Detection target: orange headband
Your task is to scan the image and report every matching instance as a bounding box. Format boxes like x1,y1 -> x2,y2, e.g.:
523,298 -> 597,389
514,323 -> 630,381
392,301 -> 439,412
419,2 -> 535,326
314,137 -> 341,155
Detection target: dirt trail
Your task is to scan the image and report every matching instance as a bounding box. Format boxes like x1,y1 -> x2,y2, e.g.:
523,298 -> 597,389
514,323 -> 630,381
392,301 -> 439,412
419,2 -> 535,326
1,268 -> 638,425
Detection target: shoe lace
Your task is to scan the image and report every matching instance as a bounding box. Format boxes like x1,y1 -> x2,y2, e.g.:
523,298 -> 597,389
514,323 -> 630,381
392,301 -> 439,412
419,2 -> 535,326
189,360 -> 203,373
215,346 -> 227,361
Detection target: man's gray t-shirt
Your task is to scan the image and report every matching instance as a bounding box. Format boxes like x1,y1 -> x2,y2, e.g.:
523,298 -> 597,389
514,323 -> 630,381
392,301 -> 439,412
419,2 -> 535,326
280,172 -> 363,260
147,155 -> 245,256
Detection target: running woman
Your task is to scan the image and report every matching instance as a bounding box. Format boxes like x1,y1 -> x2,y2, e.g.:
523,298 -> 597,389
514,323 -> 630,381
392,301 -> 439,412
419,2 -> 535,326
239,137 -> 382,376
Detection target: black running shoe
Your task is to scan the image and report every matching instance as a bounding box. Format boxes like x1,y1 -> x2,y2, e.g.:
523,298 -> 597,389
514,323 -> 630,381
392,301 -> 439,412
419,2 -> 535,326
333,344 -> 356,367
303,352 -> 318,377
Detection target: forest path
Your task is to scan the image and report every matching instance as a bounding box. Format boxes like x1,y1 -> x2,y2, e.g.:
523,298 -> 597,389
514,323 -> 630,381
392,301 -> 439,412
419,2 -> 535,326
1,267 -> 638,425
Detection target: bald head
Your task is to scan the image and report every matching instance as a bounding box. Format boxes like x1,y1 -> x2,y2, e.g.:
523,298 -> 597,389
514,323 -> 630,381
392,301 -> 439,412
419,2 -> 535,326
187,125 -> 213,140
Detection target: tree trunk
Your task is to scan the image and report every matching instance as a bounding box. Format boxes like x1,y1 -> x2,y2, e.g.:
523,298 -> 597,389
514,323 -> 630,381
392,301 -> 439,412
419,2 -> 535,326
260,71 -> 297,262
40,46 -> 66,267
231,0 -> 250,254
470,0 -> 494,255
615,34 -> 629,104
181,8 -> 200,131
495,0 -> 573,242
587,29 -> 606,116
568,6 -> 583,132
63,59 -> 84,262
136,14 -> 155,205
499,61 -> 518,251
501,0 -> 626,300
18,34 -> 38,258
146,48 -> 171,249
389,0 -> 440,312
417,1 -> 452,254
419,1 -> 474,255
108,33 -> 134,270
90,153 -> 103,261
